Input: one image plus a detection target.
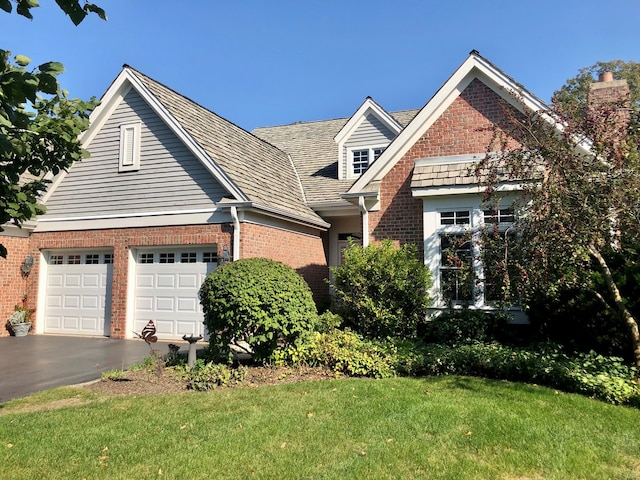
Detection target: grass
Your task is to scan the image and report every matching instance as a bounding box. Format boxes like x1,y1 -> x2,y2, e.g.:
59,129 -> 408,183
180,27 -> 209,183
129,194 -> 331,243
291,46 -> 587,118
1,376 -> 640,479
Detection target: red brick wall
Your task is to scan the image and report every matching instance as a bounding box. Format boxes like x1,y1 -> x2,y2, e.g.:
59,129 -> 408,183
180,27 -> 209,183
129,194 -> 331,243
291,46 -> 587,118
240,222 -> 329,301
0,235 -> 31,336
29,224 -> 232,338
369,79 -> 516,253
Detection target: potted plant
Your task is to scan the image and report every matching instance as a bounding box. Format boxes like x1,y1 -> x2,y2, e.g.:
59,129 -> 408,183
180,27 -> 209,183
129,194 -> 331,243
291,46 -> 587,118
6,304 -> 34,337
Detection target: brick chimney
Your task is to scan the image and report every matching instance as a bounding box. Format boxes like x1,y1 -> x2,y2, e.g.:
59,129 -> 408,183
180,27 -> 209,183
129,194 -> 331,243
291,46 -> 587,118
588,72 -> 630,161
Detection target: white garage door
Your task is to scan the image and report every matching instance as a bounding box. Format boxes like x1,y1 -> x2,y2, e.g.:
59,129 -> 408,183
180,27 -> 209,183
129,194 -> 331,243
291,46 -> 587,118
133,248 -> 218,340
44,251 -> 113,336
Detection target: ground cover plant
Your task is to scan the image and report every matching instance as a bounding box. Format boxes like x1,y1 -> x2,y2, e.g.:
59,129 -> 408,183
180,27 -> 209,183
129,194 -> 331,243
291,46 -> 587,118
2,376 -> 640,480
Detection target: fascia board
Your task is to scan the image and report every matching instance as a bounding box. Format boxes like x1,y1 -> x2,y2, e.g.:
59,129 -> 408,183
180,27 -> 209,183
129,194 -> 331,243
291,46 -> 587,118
40,71 -> 134,204
123,70 -> 248,202
334,97 -> 402,145
412,182 -> 523,198
348,54 -> 553,195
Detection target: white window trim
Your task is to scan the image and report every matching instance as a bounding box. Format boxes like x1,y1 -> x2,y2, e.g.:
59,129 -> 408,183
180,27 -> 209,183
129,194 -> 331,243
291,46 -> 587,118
119,122 -> 141,172
346,144 -> 387,179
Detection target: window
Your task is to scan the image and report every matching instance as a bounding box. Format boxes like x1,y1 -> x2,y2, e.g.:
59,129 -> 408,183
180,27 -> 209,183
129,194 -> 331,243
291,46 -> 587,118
483,208 -> 515,225
440,210 -> 470,225
104,254 -> 114,264
139,253 -> 154,264
180,252 -> 197,263
159,253 -> 175,264
203,252 -> 218,263
50,255 -> 64,265
440,234 -> 473,303
481,207 -> 518,304
67,255 -> 81,265
350,146 -> 385,177
85,254 -> 100,265
119,123 -> 141,172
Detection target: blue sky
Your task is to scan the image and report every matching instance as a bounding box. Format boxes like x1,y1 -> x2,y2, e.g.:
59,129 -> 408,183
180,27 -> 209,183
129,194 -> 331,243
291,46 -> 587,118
3,1 -> 640,131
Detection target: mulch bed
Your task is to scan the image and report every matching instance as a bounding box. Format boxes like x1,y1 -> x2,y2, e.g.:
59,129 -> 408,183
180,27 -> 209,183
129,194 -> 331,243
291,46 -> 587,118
83,365 -> 336,397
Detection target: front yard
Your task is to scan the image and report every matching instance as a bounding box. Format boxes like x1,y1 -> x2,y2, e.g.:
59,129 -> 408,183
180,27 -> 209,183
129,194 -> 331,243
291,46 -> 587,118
2,375 -> 640,479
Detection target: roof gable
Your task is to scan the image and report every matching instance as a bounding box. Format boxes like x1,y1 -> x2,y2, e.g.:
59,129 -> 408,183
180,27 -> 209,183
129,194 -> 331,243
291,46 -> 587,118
45,66 -> 326,227
346,51 -> 548,195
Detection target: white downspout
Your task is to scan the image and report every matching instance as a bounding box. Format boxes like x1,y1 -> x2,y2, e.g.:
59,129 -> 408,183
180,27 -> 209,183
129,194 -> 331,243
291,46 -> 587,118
230,206 -> 240,261
358,196 -> 369,247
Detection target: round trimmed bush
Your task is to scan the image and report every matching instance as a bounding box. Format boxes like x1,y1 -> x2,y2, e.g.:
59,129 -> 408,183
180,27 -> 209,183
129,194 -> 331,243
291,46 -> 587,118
199,258 -> 317,361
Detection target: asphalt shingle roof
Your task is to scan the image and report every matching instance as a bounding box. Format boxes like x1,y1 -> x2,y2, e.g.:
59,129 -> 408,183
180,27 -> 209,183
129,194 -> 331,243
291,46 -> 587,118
129,67 -> 325,225
253,109 -> 419,205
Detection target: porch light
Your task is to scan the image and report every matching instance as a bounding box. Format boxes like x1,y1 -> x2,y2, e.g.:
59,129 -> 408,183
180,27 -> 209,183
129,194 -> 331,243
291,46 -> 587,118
21,255 -> 34,275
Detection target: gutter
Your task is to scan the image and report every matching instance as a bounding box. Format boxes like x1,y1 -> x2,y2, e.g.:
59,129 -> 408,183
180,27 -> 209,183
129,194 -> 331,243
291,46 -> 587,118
358,196 -> 369,247
230,205 -> 240,261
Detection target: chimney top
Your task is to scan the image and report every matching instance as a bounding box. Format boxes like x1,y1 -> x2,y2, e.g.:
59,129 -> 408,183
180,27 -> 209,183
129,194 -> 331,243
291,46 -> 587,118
599,71 -> 614,83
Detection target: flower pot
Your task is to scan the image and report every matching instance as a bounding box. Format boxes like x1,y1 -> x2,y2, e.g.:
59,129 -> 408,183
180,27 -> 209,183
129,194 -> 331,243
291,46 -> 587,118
11,322 -> 31,337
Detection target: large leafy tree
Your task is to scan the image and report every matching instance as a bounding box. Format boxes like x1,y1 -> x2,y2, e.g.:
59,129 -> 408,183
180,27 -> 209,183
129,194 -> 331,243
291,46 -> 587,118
0,0 -> 105,256
476,66 -> 640,370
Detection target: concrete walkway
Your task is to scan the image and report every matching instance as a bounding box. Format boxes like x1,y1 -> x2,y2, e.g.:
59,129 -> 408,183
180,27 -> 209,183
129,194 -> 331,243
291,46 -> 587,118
0,335 -> 174,402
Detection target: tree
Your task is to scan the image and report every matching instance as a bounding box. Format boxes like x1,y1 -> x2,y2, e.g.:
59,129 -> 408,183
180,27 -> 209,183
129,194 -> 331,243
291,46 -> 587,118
476,69 -> 640,371
553,60 -> 640,126
0,0 -> 105,256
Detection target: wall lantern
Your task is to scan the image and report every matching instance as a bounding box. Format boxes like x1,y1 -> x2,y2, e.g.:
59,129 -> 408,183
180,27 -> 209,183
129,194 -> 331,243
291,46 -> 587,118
21,255 -> 34,276
219,245 -> 231,265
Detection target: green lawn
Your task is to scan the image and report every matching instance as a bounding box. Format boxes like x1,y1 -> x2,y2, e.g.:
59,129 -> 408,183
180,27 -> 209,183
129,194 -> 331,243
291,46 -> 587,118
1,376 -> 640,479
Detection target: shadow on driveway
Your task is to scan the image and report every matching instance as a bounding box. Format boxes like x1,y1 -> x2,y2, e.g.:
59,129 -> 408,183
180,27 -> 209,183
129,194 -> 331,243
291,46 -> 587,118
0,335 -> 179,402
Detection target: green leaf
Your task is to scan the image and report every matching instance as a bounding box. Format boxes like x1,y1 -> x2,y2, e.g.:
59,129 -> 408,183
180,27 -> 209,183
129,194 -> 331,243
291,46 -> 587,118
84,3 -> 107,20
38,61 -> 64,76
14,55 -> 31,67
0,0 -> 12,13
55,0 -> 85,25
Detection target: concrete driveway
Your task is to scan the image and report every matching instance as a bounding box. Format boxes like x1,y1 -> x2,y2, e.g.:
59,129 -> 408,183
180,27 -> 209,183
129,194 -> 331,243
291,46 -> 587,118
0,335 -> 176,402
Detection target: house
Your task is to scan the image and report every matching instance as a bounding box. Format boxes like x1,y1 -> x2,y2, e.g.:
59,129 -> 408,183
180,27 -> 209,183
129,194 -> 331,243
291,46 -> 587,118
1,50 -> 623,339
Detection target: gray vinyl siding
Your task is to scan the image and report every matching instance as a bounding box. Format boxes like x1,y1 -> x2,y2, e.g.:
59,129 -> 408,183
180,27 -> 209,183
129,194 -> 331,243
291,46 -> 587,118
43,89 -> 228,218
341,113 -> 397,179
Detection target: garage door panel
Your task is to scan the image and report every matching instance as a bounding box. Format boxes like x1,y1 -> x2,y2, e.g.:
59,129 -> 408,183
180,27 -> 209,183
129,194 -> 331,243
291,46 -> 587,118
136,296 -> 154,312
64,295 -> 81,309
177,297 -> 198,312
82,274 -> 101,287
155,297 -> 175,311
62,316 -> 80,329
137,274 -> 155,288
178,274 -> 198,288
157,275 -> 176,288
48,274 -> 64,287
82,295 -> 100,309
64,274 -> 82,288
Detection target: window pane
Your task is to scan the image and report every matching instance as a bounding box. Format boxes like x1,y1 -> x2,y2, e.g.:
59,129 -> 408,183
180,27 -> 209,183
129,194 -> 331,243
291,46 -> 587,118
353,150 -> 369,175
203,252 -> 218,263
139,253 -> 154,264
104,254 -> 113,264
440,211 -> 469,226
85,254 -> 100,265
67,255 -> 81,265
181,252 -> 197,263
159,253 -> 175,264
440,235 -> 473,302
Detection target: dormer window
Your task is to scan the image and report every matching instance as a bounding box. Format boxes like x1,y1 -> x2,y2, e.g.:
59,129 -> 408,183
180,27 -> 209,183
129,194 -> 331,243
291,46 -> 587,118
349,146 -> 384,178
119,122 -> 141,172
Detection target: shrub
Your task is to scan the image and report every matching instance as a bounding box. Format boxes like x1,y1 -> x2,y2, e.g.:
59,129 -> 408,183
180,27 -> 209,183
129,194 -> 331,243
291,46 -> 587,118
199,258 -> 318,362
175,361 -> 247,391
272,329 -> 396,379
330,240 -> 433,339
423,309 -> 508,345
392,340 -> 640,406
